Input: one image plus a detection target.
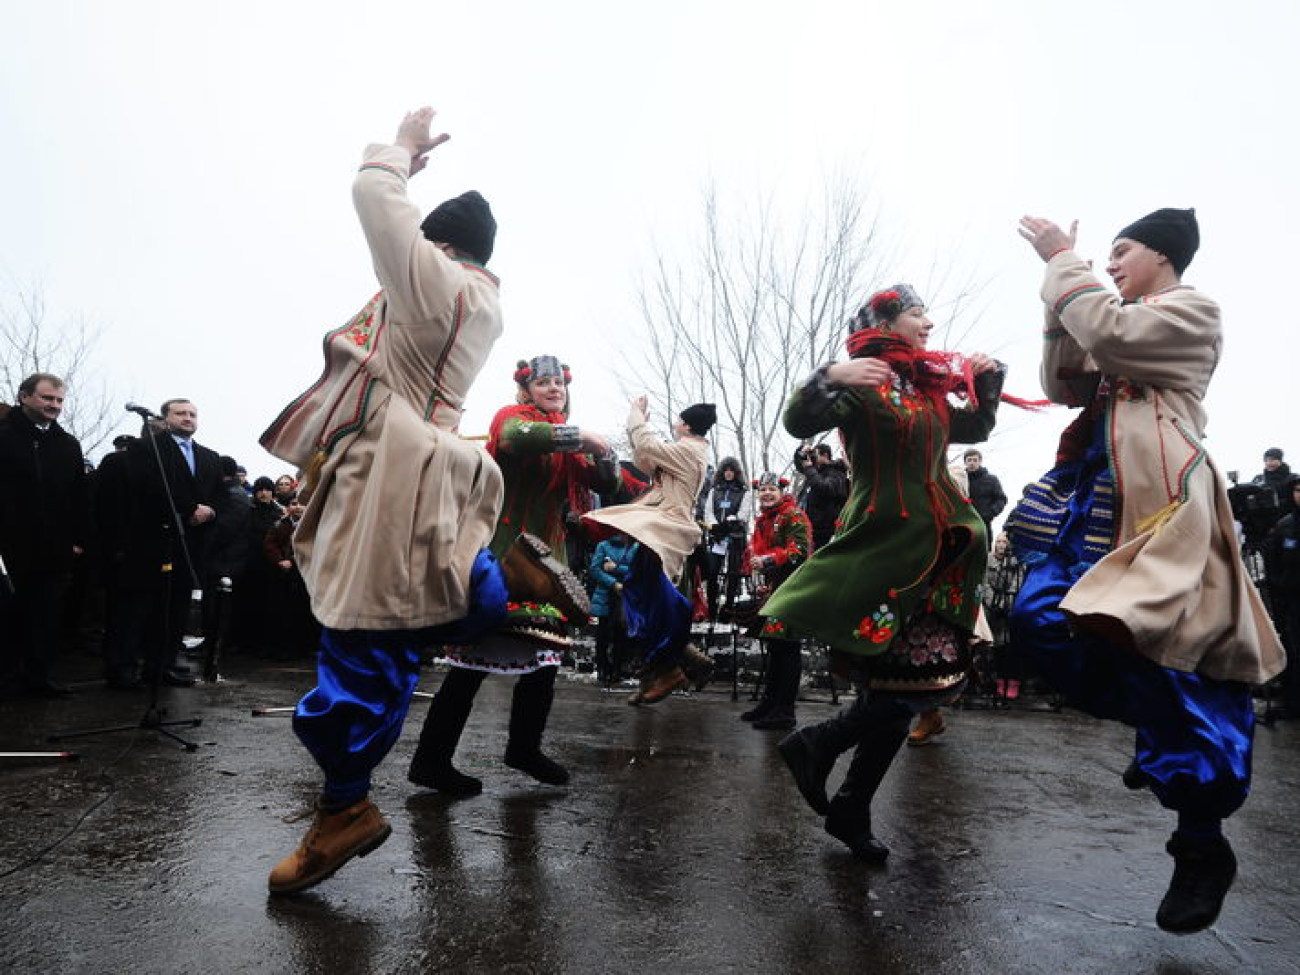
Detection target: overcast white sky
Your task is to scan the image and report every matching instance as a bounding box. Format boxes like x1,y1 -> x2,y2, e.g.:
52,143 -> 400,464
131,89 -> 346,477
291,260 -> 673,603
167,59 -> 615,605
2,0 -> 1295,517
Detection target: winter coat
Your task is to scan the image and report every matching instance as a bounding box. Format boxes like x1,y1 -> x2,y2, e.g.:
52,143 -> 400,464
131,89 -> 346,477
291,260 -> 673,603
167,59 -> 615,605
583,402 -> 709,582
0,410 -> 87,577
260,143 -> 504,630
800,458 -> 850,542
94,432 -> 222,587
588,536 -> 640,618
966,466 -> 1007,526
1264,512 -> 1300,600
1035,253 -> 1283,683
487,404 -> 618,563
206,481 -> 253,579
706,460 -> 750,541
743,494 -> 812,591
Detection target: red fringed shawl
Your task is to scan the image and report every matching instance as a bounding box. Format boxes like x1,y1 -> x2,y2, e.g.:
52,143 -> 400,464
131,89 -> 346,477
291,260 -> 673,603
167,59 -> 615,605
845,329 -> 1049,413
486,403 -> 596,520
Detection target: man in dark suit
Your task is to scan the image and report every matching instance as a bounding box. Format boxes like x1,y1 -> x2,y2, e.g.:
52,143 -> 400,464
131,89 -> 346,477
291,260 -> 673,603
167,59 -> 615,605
98,399 -> 221,687
0,373 -> 89,697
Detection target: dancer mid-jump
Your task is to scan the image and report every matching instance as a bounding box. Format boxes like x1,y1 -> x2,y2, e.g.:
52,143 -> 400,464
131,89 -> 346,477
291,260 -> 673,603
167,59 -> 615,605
262,106 -> 506,894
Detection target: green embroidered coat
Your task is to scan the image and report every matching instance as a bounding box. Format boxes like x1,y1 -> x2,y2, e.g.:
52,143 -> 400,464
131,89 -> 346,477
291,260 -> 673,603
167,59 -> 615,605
760,363 -> 1003,657
489,406 -> 618,564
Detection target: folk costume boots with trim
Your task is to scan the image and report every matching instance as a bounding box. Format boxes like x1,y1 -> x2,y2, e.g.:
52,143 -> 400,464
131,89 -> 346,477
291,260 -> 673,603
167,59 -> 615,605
268,798 -> 392,895
499,533 -> 590,624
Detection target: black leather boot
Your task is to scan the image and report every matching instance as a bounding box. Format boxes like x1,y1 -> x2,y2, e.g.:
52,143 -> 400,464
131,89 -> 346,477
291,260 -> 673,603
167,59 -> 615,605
1157,833 -> 1237,934
504,667 -> 569,785
409,667 -> 487,796
823,697 -> 911,863
777,687 -> 871,815
753,641 -> 801,730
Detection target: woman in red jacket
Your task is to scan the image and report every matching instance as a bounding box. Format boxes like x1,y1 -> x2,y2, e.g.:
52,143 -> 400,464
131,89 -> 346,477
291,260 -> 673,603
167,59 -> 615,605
742,473 -> 813,730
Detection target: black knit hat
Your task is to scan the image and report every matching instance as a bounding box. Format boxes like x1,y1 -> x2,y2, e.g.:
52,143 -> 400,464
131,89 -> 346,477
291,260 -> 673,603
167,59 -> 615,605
679,403 -> 717,436
1265,447 -> 1284,461
1114,208 -> 1199,275
252,476 -> 276,493
420,190 -> 497,265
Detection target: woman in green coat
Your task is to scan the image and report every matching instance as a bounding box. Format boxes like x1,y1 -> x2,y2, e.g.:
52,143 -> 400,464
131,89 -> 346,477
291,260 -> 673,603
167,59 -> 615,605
767,284 -> 1004,862
408,355 -> 616,795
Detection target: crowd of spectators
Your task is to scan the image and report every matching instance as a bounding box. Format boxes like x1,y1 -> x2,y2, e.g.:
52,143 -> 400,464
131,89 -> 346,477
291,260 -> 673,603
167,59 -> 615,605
0,375 -> 318,700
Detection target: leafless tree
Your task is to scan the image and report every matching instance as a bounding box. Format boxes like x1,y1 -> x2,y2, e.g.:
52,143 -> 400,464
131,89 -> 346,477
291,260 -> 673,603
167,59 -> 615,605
621,175 -> 895,482
0,283 -> 117,456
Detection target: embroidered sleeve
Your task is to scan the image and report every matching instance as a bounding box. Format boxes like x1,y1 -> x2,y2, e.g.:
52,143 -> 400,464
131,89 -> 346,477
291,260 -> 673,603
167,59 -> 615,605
1042,258 -> 1220,391
783,364 -> 855,439
550,424 -> 581,452
498,416 -> 568,456
770,511 -> 812,567
949,363 -> 1006,444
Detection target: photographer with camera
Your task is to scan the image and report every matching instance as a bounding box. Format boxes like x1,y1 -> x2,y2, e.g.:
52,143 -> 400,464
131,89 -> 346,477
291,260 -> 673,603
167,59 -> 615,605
795,442 -> 849,549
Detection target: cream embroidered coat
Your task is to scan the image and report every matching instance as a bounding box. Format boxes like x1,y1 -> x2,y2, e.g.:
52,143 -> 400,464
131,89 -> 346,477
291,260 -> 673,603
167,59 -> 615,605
583,404 -> 708,582
260,144 -> 504,630
1039,253 -> 1283,683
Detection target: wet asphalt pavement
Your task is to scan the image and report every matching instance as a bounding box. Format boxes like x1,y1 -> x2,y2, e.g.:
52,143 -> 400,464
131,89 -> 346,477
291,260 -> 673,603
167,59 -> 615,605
2,653 -> 1298,975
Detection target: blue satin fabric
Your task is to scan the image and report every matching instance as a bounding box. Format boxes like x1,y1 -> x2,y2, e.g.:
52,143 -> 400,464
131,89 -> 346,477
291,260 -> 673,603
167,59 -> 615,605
422,548 -> 510,645
621,546 -> 692,667
293,548 -> 509,806
294,628 -> 424,807
1009,422 -> 1254,820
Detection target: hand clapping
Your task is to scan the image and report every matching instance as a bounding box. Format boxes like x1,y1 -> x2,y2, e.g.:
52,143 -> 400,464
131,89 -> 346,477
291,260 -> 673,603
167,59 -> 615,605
1018,215 -> 1078,263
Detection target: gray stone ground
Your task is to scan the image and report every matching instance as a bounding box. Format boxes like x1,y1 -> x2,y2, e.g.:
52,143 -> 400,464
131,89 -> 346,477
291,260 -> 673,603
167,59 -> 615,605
1,651 -> 1298,975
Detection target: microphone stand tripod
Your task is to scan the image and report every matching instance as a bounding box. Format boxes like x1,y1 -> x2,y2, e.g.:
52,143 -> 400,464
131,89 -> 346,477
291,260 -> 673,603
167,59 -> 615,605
50,415 -> 203,752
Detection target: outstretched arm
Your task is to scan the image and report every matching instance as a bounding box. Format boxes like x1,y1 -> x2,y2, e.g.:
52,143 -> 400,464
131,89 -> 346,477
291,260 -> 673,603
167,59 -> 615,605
352,106 -> 470,324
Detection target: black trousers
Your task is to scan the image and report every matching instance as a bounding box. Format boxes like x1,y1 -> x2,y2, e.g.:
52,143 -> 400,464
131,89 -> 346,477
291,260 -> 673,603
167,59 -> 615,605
411,665 -> 559,774
0,563 -> 68,688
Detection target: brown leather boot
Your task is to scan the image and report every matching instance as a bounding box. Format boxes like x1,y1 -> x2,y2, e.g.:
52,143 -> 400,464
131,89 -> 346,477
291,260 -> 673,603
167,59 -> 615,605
268,798 -> 392,895
498,533 -> 591,623
638,663 -> 688,704
681,643 -> 716,691
906,708 -> 946,746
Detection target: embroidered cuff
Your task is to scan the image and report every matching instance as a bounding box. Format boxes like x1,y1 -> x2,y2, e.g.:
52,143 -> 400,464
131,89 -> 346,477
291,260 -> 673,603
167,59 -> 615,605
798,364 -> 844,414
1052,284 -> 1106,316
551,424 -> 582,452
357,161 -> 408,181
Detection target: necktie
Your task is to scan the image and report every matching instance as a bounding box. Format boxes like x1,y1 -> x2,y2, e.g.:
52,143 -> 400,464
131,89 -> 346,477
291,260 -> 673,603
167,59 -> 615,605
180,438 -> 195,475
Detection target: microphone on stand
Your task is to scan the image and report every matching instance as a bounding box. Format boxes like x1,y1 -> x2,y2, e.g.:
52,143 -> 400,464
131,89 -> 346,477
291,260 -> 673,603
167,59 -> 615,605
124,402 -> 160,419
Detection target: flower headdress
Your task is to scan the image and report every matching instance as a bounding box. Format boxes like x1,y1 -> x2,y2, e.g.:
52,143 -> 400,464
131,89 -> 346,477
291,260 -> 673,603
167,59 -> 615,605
513,355 -> 572,385
753,472 -> 789,490
850,284 -> 926,332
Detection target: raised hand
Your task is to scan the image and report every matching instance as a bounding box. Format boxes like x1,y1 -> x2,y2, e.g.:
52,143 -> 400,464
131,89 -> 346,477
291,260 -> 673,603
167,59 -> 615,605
395,106 -> 450,177
1018,215 -> 1078,262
